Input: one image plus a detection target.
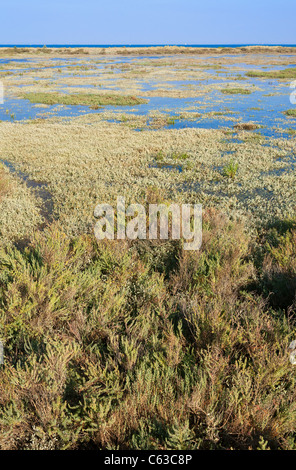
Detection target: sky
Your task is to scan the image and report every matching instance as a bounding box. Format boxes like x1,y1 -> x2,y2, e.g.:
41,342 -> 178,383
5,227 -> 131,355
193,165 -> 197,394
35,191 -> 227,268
1,0 -> 295,45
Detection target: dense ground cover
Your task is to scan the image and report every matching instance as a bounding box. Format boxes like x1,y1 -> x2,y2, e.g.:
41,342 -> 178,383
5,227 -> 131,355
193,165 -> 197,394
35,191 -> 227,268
0,49 -> 296,450
23,92 -> 147,107
0,208 -> 296,450
246,68 -> 296,80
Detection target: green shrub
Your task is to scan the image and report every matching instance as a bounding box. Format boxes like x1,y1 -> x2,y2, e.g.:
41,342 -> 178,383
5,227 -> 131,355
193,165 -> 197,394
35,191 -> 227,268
0,211 -> 295,450
222,160 -> 239,179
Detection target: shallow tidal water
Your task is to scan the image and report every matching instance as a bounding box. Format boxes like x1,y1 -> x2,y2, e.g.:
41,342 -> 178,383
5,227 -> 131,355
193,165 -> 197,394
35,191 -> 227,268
0,53 -> 295,229
0,55 -> 295,139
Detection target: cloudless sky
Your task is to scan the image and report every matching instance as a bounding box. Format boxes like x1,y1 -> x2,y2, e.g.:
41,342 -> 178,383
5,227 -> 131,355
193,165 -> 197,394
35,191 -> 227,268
1,0 -> 295,45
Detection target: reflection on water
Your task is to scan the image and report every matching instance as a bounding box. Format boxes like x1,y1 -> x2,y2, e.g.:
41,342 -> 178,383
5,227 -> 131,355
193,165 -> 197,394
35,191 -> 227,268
0,55 -> 295,140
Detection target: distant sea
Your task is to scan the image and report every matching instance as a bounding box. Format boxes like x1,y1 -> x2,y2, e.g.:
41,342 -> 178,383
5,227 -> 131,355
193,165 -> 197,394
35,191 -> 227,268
1,44 -> 296,48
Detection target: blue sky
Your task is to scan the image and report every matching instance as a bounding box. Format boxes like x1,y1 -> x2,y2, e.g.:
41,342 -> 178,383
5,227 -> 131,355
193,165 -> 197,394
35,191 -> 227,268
1,0 -> 295,45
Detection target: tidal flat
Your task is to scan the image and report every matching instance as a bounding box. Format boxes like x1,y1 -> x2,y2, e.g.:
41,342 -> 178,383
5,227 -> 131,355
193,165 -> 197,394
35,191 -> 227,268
0,46 -> 295,241
0,46 -> 296,450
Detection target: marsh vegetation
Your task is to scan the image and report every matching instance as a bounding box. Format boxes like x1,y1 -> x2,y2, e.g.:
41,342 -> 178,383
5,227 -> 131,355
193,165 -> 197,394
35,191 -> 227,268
285,109 -> 296,117
221,88 -> 252,95
23,92 -> 148,107
0,47 -> 296,450
246,68 -> 296,80
0,210 -> 296,450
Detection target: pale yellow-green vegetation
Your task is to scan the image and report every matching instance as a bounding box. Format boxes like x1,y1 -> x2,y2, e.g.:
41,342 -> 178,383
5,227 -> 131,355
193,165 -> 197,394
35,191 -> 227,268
246,68 -> 296,80
284,109 -> 296,118
1,44 -> 296,57
0,164 -> 42,244
0,164 -> 10,201
233,122 -> 262,130
0,210 -> 296,450
1,50 -> 296,451
0,119 -> 295,239
221,87 -> 252,95
1,52 -> 284,104
23,92 -> 148,107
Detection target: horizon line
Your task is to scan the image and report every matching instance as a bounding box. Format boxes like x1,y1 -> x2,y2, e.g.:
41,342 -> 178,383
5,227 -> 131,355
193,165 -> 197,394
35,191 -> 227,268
1,43 -> 296,47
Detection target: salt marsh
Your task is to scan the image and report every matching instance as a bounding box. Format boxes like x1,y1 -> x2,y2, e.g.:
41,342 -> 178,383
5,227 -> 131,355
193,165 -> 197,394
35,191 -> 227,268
1,53 -> 295,138
0,47 -> 295,243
